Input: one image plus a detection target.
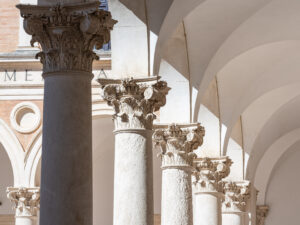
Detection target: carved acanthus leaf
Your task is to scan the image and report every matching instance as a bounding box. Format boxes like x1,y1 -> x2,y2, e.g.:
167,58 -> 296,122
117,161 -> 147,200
17,2 -> 117,74
222,181 -> 251,212
256,205 -> 269,225
7,187 -> 40,217
153,123 -> 205,168
193,157 -> 232,193
98,77 -> 170,130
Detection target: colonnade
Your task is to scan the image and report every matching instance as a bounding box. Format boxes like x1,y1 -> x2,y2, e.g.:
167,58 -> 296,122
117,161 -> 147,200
5,1 -> 268,225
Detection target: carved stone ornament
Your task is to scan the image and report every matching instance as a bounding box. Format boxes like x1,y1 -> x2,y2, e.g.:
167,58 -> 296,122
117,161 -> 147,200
98,76 -> 170,130
256,205 -> 269,225
7,187 -> 40,217
153,123 -> 205,169
16,2 -> 117,74
222,181 -> 250,213
193,157 -> 232,193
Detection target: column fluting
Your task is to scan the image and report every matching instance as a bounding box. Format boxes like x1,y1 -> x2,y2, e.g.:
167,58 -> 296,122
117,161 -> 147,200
17,3 -> 116,225
153,123 -> 205,225
193,157 -> 232,225
98,77 -> 170,225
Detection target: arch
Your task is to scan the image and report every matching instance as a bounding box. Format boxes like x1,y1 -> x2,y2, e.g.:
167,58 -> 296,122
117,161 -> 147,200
254,129 -> 300,204
0,119 -> 24,186
24,128 -> 42,187
215,41 -> 300,156
245,96 -> 300,182
223,82 -> 300,156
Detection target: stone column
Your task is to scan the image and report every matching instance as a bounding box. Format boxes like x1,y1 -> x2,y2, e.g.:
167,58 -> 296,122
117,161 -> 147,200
256,205 -> 269,225
222,181 -> 251,225
98,77 -> 170,225
7,187 -> 40,225
16,3 -> 116,225
193,157 -> 232,225
153,124 -> 205,225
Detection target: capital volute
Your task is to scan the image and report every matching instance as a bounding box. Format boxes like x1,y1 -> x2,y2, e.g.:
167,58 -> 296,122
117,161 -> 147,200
256,205 -> 269,225
98,77 -> 170,130
153,123 -> 205,169
222,181 -> 251,213
192,157 -> 232,193
7,187 -> 40,217
17,2 -> 117,74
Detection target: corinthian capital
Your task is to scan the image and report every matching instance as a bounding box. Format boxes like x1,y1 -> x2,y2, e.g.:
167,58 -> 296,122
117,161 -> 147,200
7,187 -> 40,217
256,205 -> 269,225
98,77 -> 170,130
222,181 -> 250,212
193,157 -> 232,193
16,2 -> 117,74
153,123 -> 205,169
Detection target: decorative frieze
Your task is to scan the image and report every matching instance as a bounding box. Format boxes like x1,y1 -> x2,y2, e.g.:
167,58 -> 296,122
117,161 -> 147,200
193,157 -> 232,193
7,187 -> 40,217
222,181 -> 250,213
256,205 -> 269,225
153,123 -> 205,169
17,2 -> 116,74
98,77 -> 170,130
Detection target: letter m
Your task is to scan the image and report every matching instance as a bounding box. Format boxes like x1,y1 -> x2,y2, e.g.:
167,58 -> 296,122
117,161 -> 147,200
4,70 -> 16,81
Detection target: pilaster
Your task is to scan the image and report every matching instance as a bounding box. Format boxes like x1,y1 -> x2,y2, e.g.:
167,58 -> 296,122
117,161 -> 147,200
256,205 -> 269,225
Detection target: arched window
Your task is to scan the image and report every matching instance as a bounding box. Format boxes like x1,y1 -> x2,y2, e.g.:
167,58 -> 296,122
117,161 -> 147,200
99,0 -> 110,51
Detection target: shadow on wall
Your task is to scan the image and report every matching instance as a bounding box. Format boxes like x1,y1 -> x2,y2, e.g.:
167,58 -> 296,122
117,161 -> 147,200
0,143 -> 14,215
119,0 -> 173,35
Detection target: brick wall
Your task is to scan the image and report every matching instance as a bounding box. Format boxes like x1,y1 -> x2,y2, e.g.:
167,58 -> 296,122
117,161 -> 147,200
0,0 -> 19,53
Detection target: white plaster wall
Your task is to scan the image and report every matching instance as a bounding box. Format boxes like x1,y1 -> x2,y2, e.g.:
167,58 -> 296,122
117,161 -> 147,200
197,79 -> 221,157
109,0 -> 148,77
158,22 -> 191,124
265,144 -> 300,225
0,144 -> 14,215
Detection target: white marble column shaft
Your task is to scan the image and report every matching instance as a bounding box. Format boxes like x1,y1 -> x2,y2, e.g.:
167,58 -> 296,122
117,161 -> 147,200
193,157 -> 232,225
17,2 -> 116,225
222,181 -> 251,225
222,213 -> 243,225
7,187 -> 40,225
153,124 -> 205,225
98,77 -> 170,225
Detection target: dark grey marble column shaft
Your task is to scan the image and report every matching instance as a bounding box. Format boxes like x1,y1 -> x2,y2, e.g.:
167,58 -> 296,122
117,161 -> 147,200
17,2 -> 116,225
41,72 -> 92,225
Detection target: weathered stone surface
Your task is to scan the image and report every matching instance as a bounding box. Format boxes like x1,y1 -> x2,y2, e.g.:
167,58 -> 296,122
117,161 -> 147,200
99,76 -> 170,225
7,187 -> 40,225
98,76 -> 170,130
17,2 -> 116,74
193,157 -> 232,225
256,205 -> 269,225
154,123 -> 205,225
